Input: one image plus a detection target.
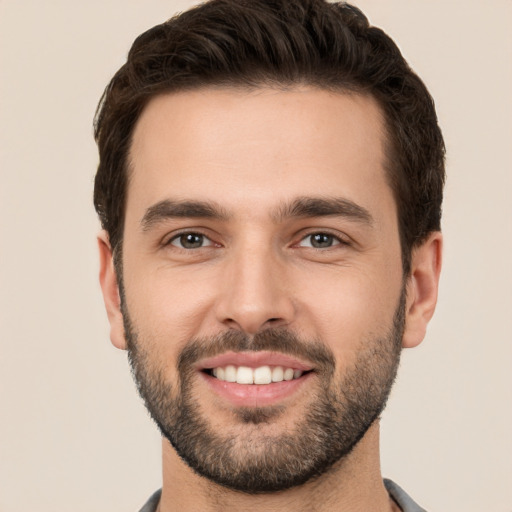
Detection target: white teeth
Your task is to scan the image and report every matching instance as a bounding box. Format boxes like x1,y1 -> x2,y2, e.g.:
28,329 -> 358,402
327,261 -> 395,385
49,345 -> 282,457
225,365 -> 237,383
283,368 -> 294,381
271,366 -> 284,382
254,366 -> 272,384
210,365 -> 306,384
236,366 -> 254,384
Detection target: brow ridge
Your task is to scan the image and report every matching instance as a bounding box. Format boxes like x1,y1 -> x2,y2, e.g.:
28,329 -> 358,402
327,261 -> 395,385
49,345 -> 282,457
272,196 -> 373,225
140,195 -> 373,231
141,199 -> 230,231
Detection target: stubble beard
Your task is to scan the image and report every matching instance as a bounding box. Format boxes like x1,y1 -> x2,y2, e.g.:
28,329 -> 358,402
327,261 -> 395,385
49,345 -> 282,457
122,291 -> 405,494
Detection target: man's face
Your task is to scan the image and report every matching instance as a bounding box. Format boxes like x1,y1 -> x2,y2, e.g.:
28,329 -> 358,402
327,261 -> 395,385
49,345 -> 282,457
117,87 -> 405,492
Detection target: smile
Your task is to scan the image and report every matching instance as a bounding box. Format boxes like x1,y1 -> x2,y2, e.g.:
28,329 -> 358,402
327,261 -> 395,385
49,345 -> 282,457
197,351 -> 315,407
209,365 -> 305,384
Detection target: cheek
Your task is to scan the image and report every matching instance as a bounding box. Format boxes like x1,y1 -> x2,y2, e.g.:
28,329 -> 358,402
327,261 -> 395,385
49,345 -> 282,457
123,264 -> 218,348
295,266 -> 402,357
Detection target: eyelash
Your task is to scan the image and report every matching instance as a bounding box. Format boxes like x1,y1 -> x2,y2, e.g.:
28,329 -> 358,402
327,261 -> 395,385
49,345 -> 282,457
167,232 -> 216,250
165,230 -> 350,250
296,231 -> 349,249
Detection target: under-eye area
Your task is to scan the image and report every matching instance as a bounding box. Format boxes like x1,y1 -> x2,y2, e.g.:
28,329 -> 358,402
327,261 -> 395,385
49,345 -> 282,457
203,365 -> 313,385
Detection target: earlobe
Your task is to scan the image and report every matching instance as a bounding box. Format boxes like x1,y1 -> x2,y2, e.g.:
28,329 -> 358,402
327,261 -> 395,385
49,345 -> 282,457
402,232 -> 443,349
97,231 -> 127,350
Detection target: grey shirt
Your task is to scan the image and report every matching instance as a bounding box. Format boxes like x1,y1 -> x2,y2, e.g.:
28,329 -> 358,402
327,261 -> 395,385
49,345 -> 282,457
384,479 -> 427,512
138,479 -> 427,511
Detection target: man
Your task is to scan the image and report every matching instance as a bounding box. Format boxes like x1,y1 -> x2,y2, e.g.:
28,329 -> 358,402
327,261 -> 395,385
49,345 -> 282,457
94,0 -> 444,510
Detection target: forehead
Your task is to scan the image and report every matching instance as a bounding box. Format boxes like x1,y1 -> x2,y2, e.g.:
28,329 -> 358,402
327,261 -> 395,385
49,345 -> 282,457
127,87 -> 394,224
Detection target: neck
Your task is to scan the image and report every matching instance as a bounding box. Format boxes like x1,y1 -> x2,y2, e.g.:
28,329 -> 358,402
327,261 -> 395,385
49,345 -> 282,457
158,421 -> 397,512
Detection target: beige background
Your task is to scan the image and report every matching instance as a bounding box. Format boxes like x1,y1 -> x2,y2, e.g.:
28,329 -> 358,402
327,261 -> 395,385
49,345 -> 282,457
1,1 -> 511,510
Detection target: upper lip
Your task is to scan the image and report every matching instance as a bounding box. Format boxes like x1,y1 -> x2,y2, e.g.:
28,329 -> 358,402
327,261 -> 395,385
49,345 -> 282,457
196,351 -> 314,372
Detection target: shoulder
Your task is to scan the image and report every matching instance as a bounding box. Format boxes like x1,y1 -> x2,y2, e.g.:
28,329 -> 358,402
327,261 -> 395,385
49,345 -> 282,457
384,479 -> 428,512
138,489 -> 162,512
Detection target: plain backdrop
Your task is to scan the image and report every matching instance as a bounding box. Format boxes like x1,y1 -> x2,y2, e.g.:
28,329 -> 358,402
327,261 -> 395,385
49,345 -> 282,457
1,1 -> 511,511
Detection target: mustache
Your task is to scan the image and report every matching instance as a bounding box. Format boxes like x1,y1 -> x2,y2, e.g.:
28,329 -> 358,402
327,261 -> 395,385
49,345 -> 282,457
177,327 -> 336,374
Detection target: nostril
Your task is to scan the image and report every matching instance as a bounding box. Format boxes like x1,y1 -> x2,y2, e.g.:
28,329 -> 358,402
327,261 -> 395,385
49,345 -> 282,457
262,317 -> 285,330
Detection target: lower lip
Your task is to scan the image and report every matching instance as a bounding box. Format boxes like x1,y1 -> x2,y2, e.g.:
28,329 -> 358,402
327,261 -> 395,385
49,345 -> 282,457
199,371 -> 314,407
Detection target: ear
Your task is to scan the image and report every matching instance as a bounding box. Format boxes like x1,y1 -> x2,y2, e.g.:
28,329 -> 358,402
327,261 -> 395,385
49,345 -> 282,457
97,231 -> 127,350
402,232 -> 443,348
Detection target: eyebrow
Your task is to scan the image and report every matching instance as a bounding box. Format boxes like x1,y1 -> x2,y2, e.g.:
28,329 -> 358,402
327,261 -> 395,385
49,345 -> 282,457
272,196 -> 374,225
140,196 -> 373,231
141,199 -> 230,231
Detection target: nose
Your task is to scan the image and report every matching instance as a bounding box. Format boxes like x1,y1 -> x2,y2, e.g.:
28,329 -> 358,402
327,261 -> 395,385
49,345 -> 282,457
215,244 -> 295,335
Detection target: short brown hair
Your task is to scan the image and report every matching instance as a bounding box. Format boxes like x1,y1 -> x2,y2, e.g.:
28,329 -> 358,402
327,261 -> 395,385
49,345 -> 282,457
94,0 -> 445,274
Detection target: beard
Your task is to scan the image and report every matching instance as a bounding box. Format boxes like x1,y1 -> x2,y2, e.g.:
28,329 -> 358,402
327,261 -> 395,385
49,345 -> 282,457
122,292 -> 405,494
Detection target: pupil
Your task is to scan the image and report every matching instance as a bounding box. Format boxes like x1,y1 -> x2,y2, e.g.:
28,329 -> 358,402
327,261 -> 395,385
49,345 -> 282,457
182,233 -> 203,248
312,233 -> 332,248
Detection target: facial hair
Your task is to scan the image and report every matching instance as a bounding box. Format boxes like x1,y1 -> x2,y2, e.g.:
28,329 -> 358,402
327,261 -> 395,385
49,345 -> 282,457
122,292 -> 405,494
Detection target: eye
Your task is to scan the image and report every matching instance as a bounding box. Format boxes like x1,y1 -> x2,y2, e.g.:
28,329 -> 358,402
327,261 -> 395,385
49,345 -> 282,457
169,232 -> 214,249
298,232 -> 344,249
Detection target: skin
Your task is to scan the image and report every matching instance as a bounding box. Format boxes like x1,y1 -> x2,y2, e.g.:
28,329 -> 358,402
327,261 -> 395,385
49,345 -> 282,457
98,87 -> 442,511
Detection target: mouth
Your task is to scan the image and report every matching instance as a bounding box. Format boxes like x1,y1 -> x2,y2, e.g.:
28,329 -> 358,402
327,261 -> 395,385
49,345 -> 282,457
205,365 -> 308,384
196,351 -> 315,407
